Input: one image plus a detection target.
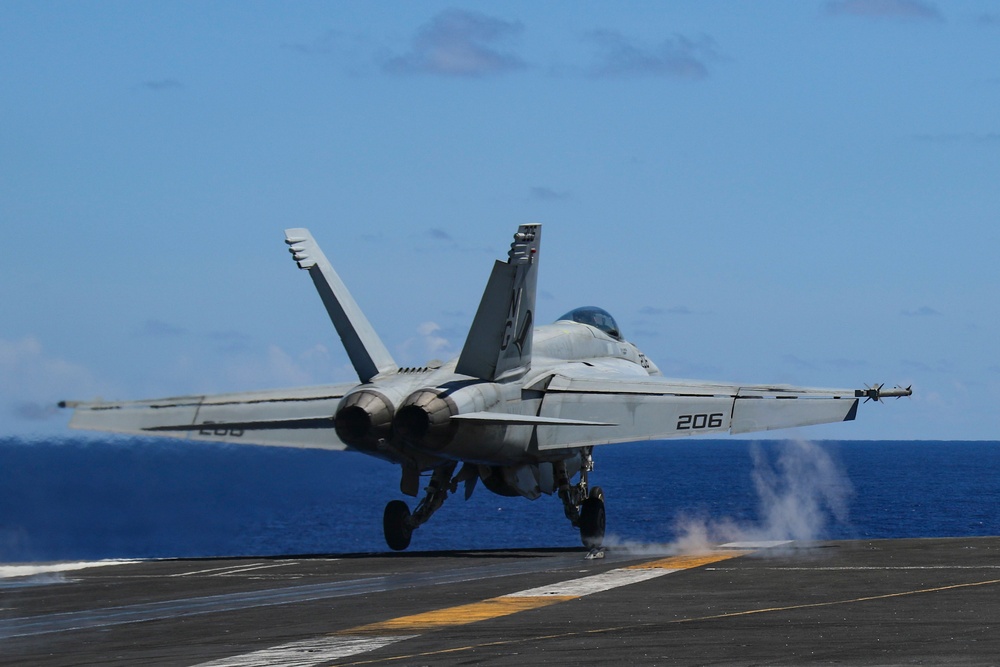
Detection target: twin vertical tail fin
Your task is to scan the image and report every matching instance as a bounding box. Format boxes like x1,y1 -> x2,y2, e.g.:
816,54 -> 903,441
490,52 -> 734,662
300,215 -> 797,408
285,224 -> 539,384
456,224 -> 541,382
285,229 -> 397,383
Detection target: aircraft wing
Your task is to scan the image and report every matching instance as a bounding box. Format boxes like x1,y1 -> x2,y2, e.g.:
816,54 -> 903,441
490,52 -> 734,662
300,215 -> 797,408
531,374 -> 862,450
61,384 -> 355,451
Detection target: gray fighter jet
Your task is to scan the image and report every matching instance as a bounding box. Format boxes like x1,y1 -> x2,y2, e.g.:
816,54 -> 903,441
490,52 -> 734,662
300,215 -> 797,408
61,224 -> 910,550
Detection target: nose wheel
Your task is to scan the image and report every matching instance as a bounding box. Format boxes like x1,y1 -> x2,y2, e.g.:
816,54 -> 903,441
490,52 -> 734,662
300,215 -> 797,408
579,486 -> 606,548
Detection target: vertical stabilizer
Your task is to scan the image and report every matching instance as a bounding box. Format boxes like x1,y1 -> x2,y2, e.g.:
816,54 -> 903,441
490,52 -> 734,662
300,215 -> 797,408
456,224 -> 541,381
285,228 -> 397,383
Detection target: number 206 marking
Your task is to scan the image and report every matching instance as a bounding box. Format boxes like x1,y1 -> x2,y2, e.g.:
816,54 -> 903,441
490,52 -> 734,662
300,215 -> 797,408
677,413 -> 724,430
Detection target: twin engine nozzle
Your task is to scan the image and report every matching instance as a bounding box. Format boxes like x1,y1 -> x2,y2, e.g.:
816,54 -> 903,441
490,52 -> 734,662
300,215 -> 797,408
332,387 -> 458,452
393,390 -> 458,452
334,383 -> 501,453
333,389 -> 395,448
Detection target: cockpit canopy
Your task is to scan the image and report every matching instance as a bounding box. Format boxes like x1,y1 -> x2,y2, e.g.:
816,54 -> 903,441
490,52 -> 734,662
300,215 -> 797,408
557,306 -> 622,341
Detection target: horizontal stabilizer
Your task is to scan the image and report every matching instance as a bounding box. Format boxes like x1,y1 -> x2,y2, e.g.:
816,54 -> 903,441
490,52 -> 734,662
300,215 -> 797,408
61,385 -> 354,451
145,417 -> 334,432
451,412 -> 615,426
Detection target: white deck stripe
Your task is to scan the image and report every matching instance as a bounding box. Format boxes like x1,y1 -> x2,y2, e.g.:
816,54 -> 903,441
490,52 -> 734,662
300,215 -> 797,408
0,560 -> 140,579
504,567 -> 673,598
194,635 -> 415,667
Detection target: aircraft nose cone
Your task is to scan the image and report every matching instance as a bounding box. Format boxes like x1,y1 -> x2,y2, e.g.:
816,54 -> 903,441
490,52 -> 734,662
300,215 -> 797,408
395,389 -> 457,452
334,390 -> 393,448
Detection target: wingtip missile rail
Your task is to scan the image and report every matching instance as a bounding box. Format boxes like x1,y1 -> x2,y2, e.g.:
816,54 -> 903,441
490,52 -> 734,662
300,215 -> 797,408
857,383 -> 913,403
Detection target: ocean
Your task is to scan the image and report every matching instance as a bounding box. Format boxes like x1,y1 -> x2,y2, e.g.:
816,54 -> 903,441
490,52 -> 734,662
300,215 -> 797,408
1,437 -> 998,563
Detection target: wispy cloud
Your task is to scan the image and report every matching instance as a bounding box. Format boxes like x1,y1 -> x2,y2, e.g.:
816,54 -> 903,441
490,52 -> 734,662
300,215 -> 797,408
398,321 -> 458,365
382,9 -> 526,77
207,330 -> 252,353
783,354 -> 818,370
0,336 -> 100,424
529,186 -> 571,201
280,29 -> 375,75
584,30 -> 717,80
824,0 -> 944,21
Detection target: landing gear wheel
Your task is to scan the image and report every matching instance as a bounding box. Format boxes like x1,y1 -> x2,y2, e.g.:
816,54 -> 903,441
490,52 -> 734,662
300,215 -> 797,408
383,500 -> 413,551
579,486 -> 606,549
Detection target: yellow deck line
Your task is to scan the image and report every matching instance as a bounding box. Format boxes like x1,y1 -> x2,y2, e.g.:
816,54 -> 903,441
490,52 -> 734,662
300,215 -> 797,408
345,549 -> 748,635
343,595 -> 574,633
626,551 -> 748,570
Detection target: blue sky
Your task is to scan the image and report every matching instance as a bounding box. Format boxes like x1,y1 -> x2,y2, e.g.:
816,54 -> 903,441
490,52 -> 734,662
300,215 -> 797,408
2,1 -> 998,440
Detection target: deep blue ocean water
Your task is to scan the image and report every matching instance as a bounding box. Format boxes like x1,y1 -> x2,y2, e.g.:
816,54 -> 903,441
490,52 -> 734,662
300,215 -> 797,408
1,437 -> 998,562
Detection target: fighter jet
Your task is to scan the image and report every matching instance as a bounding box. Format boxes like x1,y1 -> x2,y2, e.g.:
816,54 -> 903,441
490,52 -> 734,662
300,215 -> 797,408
61,224 -> 910,550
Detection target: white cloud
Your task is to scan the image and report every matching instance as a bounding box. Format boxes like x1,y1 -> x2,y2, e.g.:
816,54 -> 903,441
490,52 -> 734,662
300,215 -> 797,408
382,9 -> 526,77
399,321 -> 456,366
585,30 -> 717,80
0,336 -> 101,427
215,343 -> 346,390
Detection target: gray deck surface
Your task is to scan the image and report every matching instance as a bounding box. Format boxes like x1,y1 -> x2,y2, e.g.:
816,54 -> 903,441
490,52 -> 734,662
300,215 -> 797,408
2,537 -> 998,666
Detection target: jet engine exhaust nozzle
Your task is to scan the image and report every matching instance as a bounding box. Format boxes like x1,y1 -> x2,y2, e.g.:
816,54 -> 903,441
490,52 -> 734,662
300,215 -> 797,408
334,390 -> 393,448
394,390 -> 457,452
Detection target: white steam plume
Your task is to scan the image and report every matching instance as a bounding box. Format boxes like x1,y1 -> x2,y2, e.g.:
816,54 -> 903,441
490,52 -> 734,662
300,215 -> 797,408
607,440 -> 854,555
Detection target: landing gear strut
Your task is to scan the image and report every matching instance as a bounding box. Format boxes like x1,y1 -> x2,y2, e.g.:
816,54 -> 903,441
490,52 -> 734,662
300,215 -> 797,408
382,462 -> 460,551
556,447 -> 606,549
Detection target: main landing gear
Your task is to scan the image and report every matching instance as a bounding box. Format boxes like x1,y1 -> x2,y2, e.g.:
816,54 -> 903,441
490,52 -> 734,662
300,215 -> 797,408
557,447 -> 606,549
382,452 -> 607,552
383,461 -> 471,551
383,500 -> 413,551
